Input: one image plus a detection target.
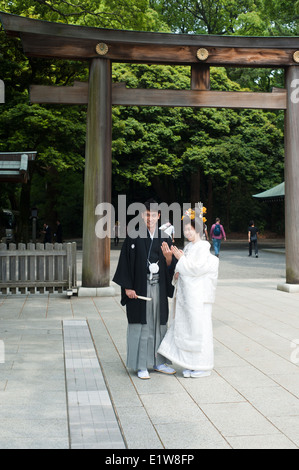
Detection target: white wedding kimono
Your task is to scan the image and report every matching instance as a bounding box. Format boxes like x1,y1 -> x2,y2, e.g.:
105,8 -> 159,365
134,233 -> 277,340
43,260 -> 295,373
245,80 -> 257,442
158,240 -> 219,371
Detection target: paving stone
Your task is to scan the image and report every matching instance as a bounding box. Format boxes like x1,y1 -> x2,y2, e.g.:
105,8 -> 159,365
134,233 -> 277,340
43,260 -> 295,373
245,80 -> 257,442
63,320 -> 126,449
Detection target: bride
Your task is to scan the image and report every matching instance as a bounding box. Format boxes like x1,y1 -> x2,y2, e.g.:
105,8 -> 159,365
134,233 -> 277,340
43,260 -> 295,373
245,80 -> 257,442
158,209 -> 219,378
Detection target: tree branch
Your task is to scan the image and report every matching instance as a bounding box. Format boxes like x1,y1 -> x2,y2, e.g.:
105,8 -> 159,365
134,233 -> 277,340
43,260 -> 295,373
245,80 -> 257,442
33,0 -> 124,25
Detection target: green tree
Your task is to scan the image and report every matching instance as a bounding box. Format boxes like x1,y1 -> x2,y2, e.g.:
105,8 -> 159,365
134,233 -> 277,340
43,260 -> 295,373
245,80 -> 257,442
152,0 -> 258,34
255,0 -> 299,36
1,0 -> 167,30
111,64 -> 284,230
152,0 -> 299,36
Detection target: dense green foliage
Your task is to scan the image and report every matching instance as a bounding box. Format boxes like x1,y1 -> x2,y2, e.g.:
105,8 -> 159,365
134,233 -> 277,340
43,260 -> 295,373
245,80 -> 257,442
0,0 -> 295,240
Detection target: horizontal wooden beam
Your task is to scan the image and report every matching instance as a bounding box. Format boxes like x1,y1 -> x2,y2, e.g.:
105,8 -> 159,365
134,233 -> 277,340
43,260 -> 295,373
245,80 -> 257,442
2,13 -> 299,66
0,151 -> 37,161
202,47 -> 296,67
0,175 -> 28,183
112,88 -> 287,109
30,82 -> 89,105
20,33 -> 299,66
2,12 -> 299,49
30,82 -> 287,110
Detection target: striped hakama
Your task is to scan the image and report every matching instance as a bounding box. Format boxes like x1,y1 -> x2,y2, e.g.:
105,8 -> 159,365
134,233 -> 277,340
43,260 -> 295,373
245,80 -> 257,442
126,274 -> 168,371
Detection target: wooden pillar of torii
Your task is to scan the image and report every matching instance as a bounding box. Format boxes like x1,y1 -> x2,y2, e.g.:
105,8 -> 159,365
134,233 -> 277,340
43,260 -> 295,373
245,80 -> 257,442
1,13 -> 299,291
285,66 -> 299,287
83,59 -> 112,288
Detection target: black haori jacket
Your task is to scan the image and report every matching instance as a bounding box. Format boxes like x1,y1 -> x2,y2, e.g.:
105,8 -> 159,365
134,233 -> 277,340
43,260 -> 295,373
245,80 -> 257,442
113,228 -> 176,325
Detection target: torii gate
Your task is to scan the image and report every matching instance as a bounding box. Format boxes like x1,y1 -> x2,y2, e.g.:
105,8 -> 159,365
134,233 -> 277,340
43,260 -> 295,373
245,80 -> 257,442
1,12 -> 299,293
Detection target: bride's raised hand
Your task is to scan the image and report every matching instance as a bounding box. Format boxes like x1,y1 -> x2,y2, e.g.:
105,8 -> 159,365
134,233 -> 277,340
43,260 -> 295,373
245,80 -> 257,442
171,245 -> 184,260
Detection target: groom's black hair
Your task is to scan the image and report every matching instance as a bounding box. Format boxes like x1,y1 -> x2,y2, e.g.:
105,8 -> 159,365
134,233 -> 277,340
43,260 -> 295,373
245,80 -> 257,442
144,198 -> 159,212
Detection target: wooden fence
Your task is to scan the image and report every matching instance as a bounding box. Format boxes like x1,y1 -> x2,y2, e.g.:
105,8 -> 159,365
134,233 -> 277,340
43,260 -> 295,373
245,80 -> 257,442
0,242 -> 77,295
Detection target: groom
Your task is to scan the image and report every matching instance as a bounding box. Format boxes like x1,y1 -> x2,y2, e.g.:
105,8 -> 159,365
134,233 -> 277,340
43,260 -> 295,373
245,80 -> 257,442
113,199 -> 177,379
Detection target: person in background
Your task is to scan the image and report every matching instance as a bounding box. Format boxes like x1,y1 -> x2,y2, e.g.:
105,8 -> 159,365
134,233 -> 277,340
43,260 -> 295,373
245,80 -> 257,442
203,221 -> 209,241
41,223 -> 52,244
55,220 -> 63,243
248,220 -> 259,258
210,218 -> 226,257
114,221 -> 120,246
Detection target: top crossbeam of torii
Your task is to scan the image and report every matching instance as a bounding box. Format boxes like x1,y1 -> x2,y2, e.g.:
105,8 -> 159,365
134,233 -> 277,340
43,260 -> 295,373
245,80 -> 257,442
1,11 -> 299,67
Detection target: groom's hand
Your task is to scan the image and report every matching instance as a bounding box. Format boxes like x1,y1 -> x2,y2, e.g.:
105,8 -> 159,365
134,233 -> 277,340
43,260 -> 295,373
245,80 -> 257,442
125,289 -> 138,299
171,245 -> 184,260
161,241 -> 173,266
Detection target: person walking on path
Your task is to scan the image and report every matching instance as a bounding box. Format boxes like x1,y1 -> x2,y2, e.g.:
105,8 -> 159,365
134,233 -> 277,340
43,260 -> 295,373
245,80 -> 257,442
248,220 -> 259,258
55,220 -> 63,243
41,223 -> 52,244
114,221 -> 120,246
210,218 -> 226,257
158,209 -> 219,378
113,199 -> 177,380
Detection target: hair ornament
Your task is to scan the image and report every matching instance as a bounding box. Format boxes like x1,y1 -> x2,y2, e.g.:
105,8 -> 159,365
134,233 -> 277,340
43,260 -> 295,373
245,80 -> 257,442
181,208 -> 196,221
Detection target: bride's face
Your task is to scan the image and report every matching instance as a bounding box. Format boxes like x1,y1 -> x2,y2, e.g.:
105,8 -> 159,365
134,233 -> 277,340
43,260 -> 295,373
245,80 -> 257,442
184,223 -> 196,242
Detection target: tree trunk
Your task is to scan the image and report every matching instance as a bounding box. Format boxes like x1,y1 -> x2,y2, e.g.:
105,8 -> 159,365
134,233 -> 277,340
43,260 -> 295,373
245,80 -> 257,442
18,181 -> 31,243
226,181 -> 231,232
207,177 -> 213,229
190,168 -> 200,206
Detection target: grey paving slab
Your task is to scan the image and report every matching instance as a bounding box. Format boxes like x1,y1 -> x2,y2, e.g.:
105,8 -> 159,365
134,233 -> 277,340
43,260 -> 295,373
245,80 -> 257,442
63,320 -> 126,449
154,421 -> 231,449
227,434 -> 298,449
0,318 -> 69,448
200,401 -> 281,437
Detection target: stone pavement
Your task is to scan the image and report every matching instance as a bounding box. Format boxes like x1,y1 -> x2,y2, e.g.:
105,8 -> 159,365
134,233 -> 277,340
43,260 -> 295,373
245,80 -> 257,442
1,240 -> 299,449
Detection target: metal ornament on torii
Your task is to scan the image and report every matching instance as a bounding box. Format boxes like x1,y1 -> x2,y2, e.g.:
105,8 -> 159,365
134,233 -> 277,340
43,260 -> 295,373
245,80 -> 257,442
1,13 -> 299,290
